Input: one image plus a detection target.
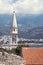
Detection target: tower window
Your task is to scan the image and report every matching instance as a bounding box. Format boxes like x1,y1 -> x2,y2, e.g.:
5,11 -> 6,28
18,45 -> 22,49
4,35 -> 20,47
14,29 -> 15,31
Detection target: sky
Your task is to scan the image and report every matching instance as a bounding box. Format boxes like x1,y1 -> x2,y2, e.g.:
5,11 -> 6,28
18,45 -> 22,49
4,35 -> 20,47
0,0 -> 43,14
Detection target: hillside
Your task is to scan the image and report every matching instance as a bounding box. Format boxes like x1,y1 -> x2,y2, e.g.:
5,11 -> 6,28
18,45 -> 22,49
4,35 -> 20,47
18,26 -> 43,39
0,14 -> 43,38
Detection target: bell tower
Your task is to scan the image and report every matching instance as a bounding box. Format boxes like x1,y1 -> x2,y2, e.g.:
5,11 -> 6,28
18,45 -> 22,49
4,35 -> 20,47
11,11 -> 18,45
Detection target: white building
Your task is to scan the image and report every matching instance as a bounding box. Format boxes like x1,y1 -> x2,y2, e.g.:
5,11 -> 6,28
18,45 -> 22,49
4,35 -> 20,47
11,11 -> 18,45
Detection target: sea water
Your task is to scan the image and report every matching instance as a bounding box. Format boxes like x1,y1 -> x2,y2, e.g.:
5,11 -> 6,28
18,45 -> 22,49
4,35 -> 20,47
28,43 -> 43,47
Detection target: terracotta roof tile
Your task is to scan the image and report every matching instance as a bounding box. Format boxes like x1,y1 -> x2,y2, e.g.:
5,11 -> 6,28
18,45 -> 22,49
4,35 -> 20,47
22,47 -> 43,65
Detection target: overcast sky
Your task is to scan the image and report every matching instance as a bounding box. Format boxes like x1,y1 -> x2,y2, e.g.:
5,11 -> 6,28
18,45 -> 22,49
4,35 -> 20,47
0,0 -> 43,14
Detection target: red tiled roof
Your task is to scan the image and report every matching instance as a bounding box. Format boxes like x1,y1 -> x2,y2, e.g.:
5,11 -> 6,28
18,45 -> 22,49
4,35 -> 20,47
22,47 -> 43,65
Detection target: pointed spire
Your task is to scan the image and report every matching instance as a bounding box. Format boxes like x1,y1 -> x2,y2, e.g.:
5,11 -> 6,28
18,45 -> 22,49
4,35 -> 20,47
11,10 -> 18,34
12,11 -> 17,28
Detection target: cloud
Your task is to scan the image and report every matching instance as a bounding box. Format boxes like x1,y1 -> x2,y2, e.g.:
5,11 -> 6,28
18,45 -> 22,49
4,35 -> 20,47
0,0 -> 14,14
15,0 -> 43,14
0,0 -> 43,14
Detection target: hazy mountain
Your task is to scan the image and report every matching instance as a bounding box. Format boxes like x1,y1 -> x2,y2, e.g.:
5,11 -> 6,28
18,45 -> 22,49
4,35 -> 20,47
18,26 -> 43,39
0,14 -> 43,38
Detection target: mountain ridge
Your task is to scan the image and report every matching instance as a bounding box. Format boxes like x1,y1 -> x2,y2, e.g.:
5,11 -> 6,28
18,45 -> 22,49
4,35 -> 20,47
0,14 -> 43,38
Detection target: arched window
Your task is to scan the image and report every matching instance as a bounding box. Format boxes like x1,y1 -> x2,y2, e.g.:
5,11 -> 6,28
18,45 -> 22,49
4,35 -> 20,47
14,29 -> 15,31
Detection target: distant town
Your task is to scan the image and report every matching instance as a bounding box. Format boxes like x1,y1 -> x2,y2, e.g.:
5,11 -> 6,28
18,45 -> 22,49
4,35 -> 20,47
0,11 -> 43,65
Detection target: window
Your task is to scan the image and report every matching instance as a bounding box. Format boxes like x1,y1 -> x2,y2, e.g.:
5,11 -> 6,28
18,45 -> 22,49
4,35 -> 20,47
14,29 -> 15,31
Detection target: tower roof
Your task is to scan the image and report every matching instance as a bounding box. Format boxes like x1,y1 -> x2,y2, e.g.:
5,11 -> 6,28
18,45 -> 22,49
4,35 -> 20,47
12,11 -> 17,28
11,11 -> 18,34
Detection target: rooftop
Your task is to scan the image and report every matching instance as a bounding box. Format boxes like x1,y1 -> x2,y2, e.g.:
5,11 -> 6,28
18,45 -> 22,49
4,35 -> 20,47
22,47 -> 43,65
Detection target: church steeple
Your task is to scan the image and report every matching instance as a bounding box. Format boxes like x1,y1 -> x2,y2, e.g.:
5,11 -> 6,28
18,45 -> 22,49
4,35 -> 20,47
11,11 -> 18,44
12,11 -> 18,34
12,11 -> 17,28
